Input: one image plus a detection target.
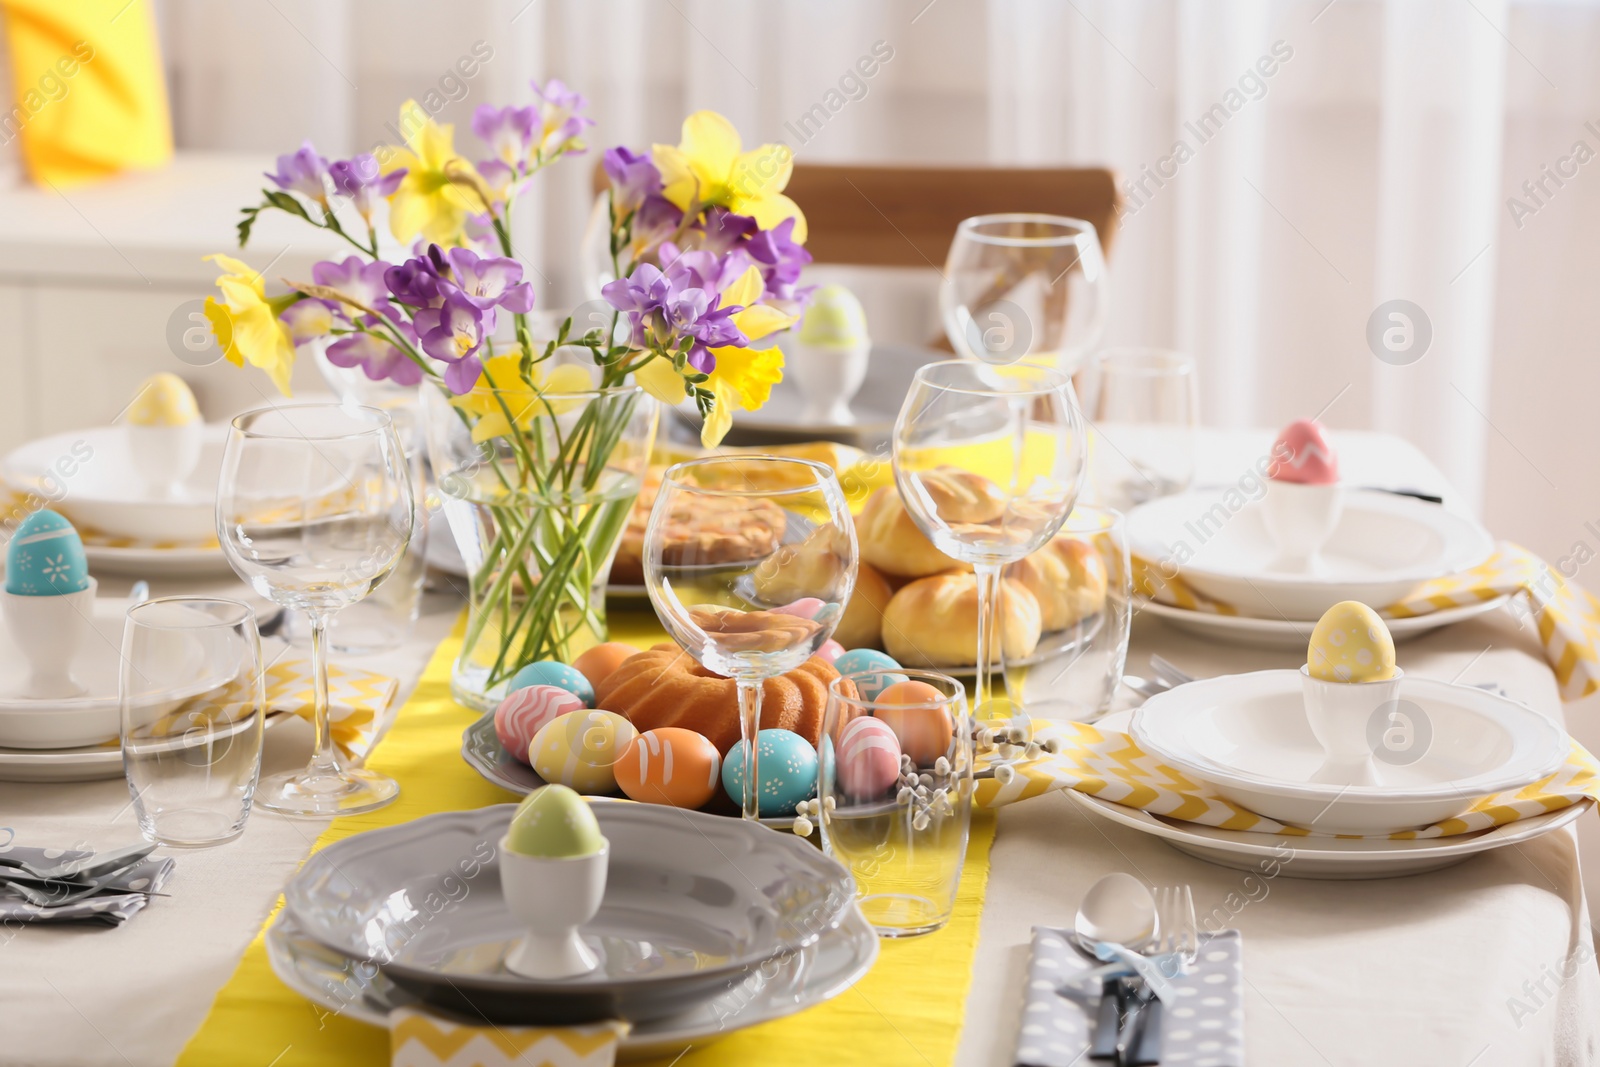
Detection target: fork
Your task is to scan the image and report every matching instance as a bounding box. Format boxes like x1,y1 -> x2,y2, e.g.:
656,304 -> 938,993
1147,654 -> 1194,690
1121,886 -> 1198,1065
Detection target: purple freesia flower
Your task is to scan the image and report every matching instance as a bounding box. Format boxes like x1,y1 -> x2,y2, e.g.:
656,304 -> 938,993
602,146 -> 662,215
385,253 -> 448,309
532,78 -> 593,156
266,141 -> 331,204
445,247 -> 535,314
313,256 -> 393,313
747,217 -> 813,303
328,154 -> 405,224
415,291 -> 490,376
694,208 -> 760,255
473,105 -> 538,169
326,330 -> 425,386
602,255 -> 748,373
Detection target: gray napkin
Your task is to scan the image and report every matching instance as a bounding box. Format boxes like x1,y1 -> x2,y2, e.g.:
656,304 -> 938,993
1015,926 -> 1245,1067
0,845 -> 173,926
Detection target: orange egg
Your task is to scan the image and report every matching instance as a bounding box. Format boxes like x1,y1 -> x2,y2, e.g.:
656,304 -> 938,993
874,680 -> 955,767
616,727 -> 722,809
573,642 -> 640,690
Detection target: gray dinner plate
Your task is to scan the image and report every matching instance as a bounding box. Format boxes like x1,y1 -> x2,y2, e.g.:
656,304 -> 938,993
283,803 -> 855,1024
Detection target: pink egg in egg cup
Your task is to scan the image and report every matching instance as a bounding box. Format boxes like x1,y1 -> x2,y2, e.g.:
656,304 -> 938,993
1261,418 -> 1343,573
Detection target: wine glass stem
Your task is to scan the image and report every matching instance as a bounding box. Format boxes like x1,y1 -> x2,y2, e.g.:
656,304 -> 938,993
973,562 -> 1003,720
736,679 -> 763,821
306,610 -> 340,780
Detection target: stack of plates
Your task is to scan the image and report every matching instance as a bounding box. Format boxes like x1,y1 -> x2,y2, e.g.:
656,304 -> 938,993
269,803 -> 877,1044
1127,489 -> 1502,648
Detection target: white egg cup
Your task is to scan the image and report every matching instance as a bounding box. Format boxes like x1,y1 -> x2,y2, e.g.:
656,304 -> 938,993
1300,664 -> 1403,787
1,577 -> 97,700
126,422 -> 203,500
1261,480 -> 1344,573
787,339 -> 869,425
499,834 -> 609,980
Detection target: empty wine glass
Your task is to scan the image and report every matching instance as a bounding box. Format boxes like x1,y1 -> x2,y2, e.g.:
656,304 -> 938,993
216,403 -> 414,817
893,360 -> 1086,720
643,456 -> 857,821
940,214 -> 1108,373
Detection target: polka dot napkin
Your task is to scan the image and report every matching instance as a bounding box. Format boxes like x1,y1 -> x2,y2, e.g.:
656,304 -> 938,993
1016,926 -> 1244,1067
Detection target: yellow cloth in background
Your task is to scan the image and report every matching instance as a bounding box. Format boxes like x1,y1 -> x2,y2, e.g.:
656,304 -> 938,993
0,0 -> 172,186
178,613 -> 999,1067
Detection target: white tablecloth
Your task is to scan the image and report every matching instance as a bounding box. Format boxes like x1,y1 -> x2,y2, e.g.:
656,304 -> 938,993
1,429 -> 1595,1067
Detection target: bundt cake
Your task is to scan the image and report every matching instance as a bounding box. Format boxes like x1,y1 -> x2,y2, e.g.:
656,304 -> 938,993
595,643 -> 858,753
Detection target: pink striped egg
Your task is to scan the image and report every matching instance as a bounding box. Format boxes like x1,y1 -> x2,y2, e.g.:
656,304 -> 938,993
495,684 -> 585,764
837,716 -> 902,798
616,728 -> 721,809
816,639 -> 845,665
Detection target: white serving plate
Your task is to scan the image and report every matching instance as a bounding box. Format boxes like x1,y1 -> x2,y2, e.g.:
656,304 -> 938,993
1129,670 -> 1568,834
81,543 -> 234,578
1126,488 -> 1495,619
3,425 -> 226,543
0,712 -> 293,783
1138,595 -> 1510,649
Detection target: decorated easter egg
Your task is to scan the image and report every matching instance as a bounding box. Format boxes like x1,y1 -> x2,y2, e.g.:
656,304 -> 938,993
5,510 -> 90,596
1268,418 -> 1338,484
722,728 -> 818,817
506,784 -> 605,857
833,648 -> 906,700
572,642 -> 639,691
836,716 -> 902,799
509,659 -> 595,706
616,727 -> 721,809
1307,601 -> 1396,682
494,685 -> 585,763
874,680 -> 955,766
815,639 -> 845,665
127,373 -> 200,427
528,710 -> 636,794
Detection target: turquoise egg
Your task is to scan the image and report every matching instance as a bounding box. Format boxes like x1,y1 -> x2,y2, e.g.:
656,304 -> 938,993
508,659 -> 594,706
6,510 -> 89,596
722,728 -> 818,817
832,648 -> 906,700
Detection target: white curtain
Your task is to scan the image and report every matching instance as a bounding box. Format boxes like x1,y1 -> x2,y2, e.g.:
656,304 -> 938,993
152,0 -> 1600,552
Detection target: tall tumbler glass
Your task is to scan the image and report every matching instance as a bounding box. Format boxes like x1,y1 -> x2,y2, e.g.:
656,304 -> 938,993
1082,348 -> 1199,511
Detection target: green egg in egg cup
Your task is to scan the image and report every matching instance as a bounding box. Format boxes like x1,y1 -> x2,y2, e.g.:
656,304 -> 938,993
3,511 -> 96,700
499,785 -> 610,980
1301,601 -> 1402,787
788,284 -> 870,425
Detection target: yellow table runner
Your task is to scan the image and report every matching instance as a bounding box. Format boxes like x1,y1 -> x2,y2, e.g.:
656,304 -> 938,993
177,613 -> 998,1067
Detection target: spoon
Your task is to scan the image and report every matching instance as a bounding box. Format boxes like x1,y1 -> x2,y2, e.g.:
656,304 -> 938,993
1071,873 -> 1158,1060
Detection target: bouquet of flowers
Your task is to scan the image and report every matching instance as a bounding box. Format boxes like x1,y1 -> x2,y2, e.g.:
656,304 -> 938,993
204,84 -> 813,707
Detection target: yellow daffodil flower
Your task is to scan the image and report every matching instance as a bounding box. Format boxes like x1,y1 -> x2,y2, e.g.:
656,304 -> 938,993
451,354 -> 595,442
652,111 -> 807,242
699,266 -> 791,447
202,254 -> 296,396
381,100 -> 491,247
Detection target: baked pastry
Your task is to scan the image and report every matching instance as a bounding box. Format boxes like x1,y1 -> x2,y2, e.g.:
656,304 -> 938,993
596,644 -> 858,753
1005,534 -> 1108,632
751,524 -> 850,603
909,466 -> 1007,524
611,469 -> 786,584
687,606 -> 823,653
855,487 -> 969,579
833,561 -> 893,650
882,572 -> 1042,668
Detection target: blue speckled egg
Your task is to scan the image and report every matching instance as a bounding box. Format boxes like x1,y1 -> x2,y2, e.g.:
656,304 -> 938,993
508,659 -> 594,706
722,728 -> 818,817
832,648 -> 906,700
6,510 -> 90,596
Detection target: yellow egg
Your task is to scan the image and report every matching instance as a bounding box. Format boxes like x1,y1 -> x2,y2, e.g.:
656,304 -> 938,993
528,709 -> 637,794
127,373 -> 200,427
1307,601 -> 1396,682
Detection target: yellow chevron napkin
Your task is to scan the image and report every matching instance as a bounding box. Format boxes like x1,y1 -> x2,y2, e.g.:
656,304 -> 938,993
1134,542 -> 1600,700
974,718 -> 1600,839
389,1011 -> 628,1067
264,658 -> 398,764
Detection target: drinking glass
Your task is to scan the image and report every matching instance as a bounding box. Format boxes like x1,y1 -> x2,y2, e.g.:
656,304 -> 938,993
893,360 -> 1086,720
216,403 -> 414,816
1083,348 -> 1199,511
121,597 -> 264,847
941,213 -> 1108,373
1003,506 -> 1132,721
819,669 -> 972,936
643,456 -> 857,821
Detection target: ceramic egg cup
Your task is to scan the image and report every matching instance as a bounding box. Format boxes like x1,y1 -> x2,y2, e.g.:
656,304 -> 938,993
1300,664 -> 1403,787
0,577 -> 97,700
1261,480 -> 1344,573
499,834 -> 609,980
787,339 -> 869,425
127,422 -> 204,500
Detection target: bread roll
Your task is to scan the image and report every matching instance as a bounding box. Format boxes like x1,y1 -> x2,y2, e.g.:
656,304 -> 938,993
911,466 -> 1007,524
833,561 -> 893,649
856,487 -> 970,579
882,572 -> 1042,668
1006,533 -> 1109,631
751,524 -> 850,603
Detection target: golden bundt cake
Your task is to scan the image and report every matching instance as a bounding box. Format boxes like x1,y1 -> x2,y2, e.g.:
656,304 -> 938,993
595,643 -> 857,754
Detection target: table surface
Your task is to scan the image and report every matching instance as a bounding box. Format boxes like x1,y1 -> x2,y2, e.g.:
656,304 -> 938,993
1,428 -> 1593,1067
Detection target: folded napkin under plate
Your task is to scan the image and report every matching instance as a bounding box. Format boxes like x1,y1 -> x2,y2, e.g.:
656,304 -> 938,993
0,844 -> 174,926
1016,926 -> 1244,1067
390,1011 -> 628,1067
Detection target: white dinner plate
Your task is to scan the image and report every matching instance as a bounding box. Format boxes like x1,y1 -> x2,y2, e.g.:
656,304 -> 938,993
81,543 -> 235,578
1129,670 -> 1568,835
1138,595 -> 1511,649
1126,488 -> 1495,619
3,425 -> 227,543
0,711 -> 293,782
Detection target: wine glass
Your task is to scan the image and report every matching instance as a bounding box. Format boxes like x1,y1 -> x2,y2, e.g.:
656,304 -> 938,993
893,360 -> 1086,720
940,213 -> 1108,373
643,456 -> 857,821
216,403 -> 414,816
